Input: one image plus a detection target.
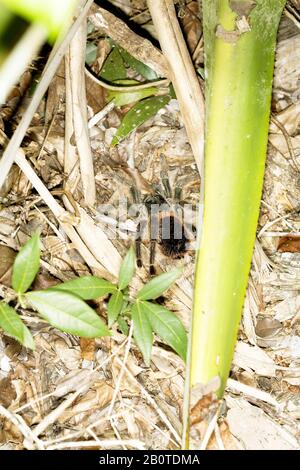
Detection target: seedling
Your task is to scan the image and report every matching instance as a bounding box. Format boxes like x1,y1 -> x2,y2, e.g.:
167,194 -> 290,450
0,234 -> 187,365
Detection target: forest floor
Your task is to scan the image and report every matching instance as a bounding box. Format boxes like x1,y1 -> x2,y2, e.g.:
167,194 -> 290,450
0,0 -> 300,450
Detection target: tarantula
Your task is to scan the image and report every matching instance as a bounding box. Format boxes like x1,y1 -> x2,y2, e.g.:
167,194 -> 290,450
130,173 -> 196,275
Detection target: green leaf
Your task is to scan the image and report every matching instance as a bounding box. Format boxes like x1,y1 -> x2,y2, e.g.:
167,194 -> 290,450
12,232 -> 40,293
111,95 -> 171,146
136,267 -> 183,301
117,45 -> 158,80
140,301 -> 187,361
108,290 -> 124,327
169,84 -> 176,99
131,302 -> 152,366
0,302 -> 34,349
118,246 -> 136,290
108,84 -> 158,107
117,315 -> 129,335
26,290 -> 110,338
85,41 -> 97,66
52,276 -> 116,300
100,46 -> 126,81
197,66 -> 205,80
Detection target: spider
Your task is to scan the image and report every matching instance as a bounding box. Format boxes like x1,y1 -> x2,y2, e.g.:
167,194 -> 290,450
129,172 -> 196,275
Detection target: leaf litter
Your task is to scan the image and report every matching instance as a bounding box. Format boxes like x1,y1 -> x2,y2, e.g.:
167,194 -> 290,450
0,0 -> 299,451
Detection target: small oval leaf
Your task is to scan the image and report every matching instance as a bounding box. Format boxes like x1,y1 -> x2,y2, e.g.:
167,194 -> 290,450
0,302 -> 34,349
12,232 -> 40,293
26,290 -> 110,338
136,268 -> 183,301
140,301 -> 187,361
131,302 -> 152,366
108,290 -> 124,327
52,276 -> 116,300
111,95 -> 171,146
118,246 -> 136,290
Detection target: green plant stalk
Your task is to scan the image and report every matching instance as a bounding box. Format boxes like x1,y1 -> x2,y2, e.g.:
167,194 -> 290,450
190,0 -> 286,399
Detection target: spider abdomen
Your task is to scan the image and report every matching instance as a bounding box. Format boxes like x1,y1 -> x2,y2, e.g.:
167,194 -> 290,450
158,213 -> 189,258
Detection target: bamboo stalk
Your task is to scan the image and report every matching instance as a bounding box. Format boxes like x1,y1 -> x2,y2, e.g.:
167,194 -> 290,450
187,0 -> 286,445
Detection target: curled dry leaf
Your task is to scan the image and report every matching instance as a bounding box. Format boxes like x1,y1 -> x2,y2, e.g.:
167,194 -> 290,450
0,245 -> 16,287
0,376 -> 17,407
180,1 -> 202,54
255,317 -> 283,338
80,337 -> 95,361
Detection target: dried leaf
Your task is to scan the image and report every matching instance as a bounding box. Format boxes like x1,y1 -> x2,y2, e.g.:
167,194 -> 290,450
255,317 -> 282,338
277,236 -> 300,253
0,245 -> 16,287
80,338 -> 95,361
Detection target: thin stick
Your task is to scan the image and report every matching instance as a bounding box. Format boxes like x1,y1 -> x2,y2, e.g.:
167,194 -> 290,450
46,438 -> 145,450
88,101 -> 115,129
226,378 -> 279,408
68,18 -> 96,205
199,409 -> 219,450
31,389 -> 83,438
107,323 -> 133,417
146,0 -> 205,448
64,50 -> 80,194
